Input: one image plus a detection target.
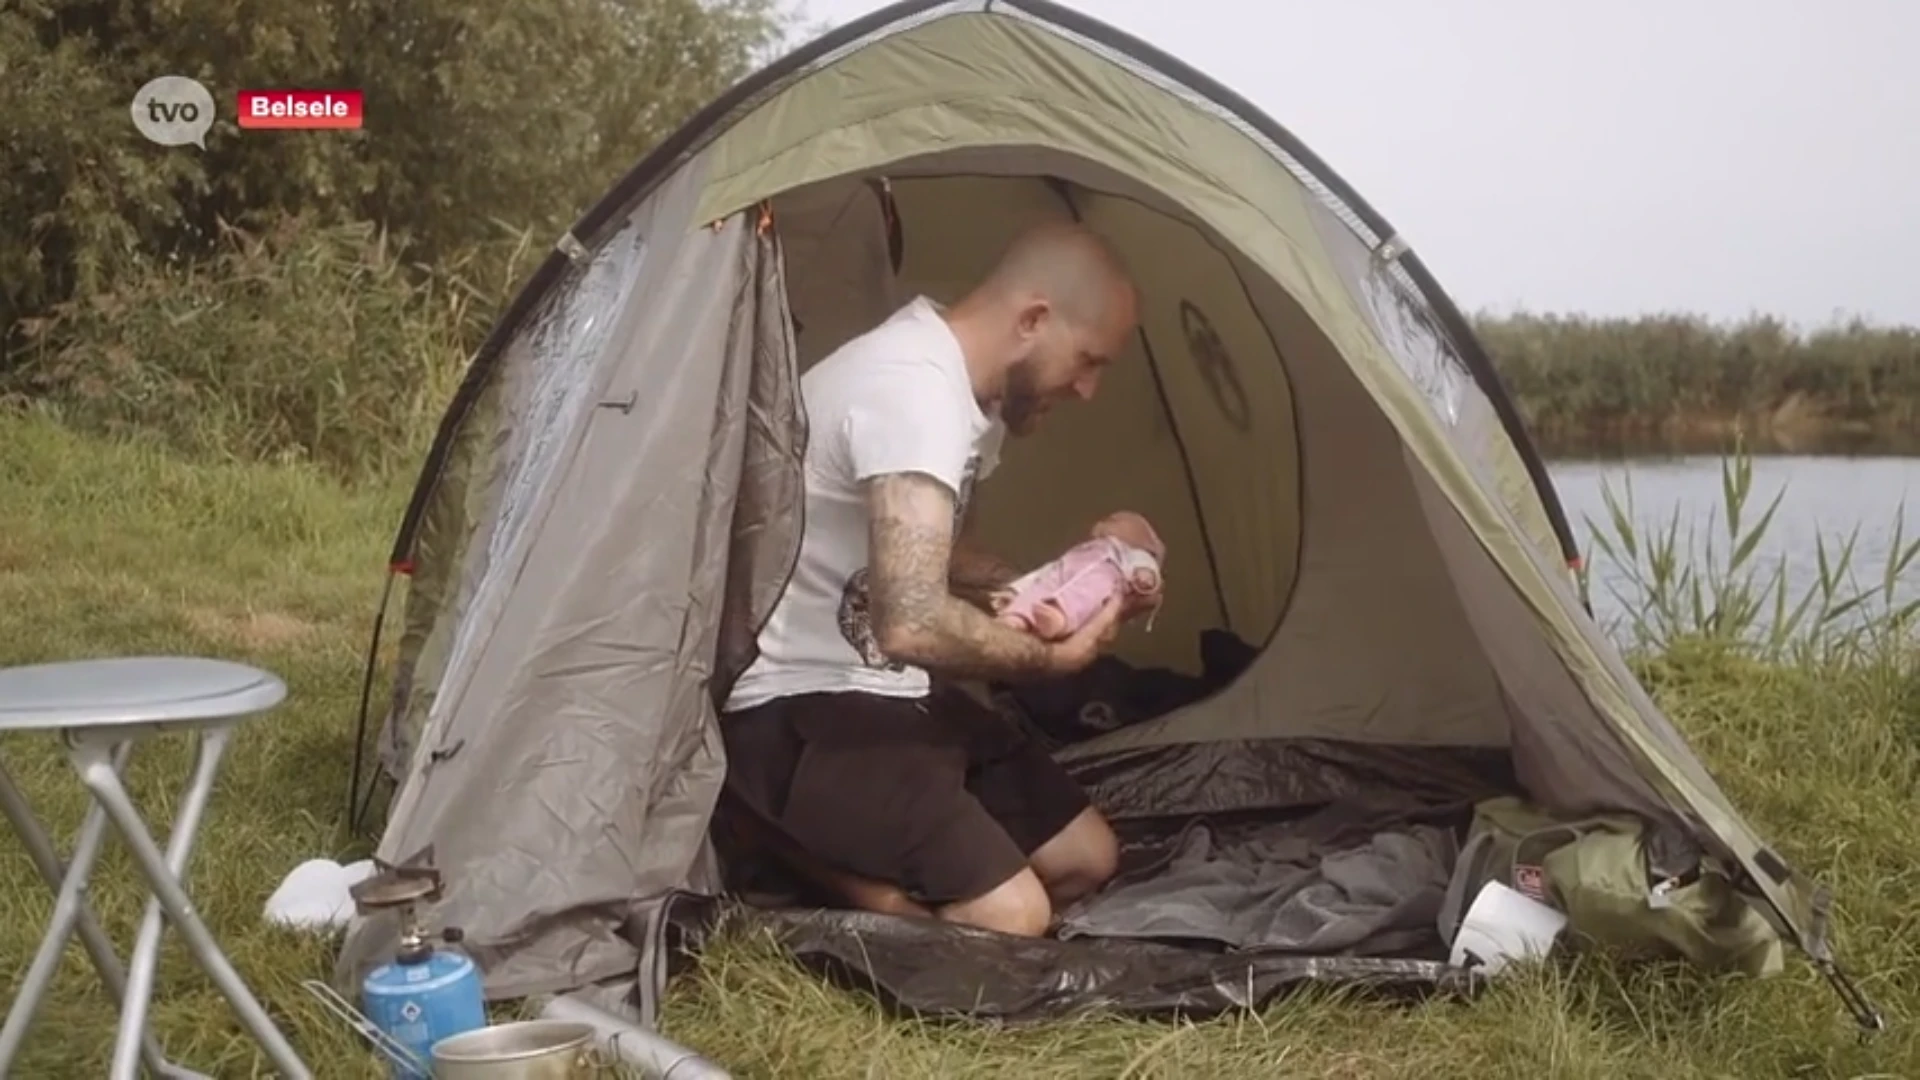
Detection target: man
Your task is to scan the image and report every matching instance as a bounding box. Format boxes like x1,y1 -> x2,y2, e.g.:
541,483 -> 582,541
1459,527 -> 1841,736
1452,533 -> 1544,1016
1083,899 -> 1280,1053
718,220 -> 1148,938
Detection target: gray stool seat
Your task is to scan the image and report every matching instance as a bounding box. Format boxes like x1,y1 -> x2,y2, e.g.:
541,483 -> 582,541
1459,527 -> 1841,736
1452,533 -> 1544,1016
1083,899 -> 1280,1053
0,656 -> 286,731
0,655 -> 311,1079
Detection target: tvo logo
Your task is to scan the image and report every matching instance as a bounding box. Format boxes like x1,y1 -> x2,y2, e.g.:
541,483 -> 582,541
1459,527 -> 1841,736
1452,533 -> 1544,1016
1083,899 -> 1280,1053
130,75 -> 215,149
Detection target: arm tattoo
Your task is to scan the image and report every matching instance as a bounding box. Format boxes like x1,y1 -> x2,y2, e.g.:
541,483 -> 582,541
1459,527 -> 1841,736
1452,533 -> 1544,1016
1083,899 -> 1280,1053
866,473 -> 1054,681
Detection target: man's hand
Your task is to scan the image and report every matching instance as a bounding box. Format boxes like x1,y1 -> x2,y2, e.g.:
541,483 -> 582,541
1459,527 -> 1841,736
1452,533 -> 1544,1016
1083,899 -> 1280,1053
1041,594 -> 1125,675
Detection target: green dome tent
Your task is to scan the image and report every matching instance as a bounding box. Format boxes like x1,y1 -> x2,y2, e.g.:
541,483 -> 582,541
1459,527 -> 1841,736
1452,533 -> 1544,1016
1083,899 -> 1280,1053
338,0 -> 1877,1033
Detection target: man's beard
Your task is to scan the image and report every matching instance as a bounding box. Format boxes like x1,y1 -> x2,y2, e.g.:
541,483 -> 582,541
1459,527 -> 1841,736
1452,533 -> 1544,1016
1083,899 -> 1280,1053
1000,360 -> 1046,435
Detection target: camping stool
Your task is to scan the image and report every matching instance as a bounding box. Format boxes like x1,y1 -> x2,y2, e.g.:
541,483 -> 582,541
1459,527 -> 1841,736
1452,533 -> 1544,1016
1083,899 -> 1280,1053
0,656 -> 313,1080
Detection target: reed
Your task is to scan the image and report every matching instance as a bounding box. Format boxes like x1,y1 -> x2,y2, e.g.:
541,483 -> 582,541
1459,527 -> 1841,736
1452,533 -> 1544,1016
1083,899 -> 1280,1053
1476,311 -> 1920,454
1576,441 -> 1920,662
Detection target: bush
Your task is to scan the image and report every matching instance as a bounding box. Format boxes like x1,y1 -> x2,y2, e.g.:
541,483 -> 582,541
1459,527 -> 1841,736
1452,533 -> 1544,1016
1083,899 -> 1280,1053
3,214 -> 486,480
2,0 -> 801,478
1,0 -> 798,368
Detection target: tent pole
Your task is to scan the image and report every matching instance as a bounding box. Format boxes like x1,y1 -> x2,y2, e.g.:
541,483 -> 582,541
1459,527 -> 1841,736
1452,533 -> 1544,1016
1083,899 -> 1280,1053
345,565 -> 402,836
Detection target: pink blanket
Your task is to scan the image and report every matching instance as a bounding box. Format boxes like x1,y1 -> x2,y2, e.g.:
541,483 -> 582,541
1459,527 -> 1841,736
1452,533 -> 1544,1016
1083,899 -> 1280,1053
995,536 -> 1162,639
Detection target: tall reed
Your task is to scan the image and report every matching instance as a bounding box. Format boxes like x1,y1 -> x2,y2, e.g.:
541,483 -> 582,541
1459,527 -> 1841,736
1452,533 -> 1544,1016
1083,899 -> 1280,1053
0,215 -> 538,482
1577,443 -> 1920,665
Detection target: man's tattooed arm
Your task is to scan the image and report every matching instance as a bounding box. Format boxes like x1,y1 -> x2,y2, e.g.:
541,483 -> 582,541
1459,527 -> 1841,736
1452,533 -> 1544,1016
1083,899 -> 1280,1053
948,504 -> 1023,613
866,472 -> 1059,681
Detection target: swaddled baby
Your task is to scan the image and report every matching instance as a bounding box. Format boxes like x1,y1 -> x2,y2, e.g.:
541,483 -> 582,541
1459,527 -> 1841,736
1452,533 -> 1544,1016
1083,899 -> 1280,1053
992,511 -> 1165,641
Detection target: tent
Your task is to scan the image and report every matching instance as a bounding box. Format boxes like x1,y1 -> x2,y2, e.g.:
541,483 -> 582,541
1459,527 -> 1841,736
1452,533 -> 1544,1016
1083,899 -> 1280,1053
337,0 -> 1878,1030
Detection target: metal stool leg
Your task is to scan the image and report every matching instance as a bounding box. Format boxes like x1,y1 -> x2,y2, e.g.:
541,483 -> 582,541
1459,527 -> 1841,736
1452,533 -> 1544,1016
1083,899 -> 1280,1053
0,748 -> 213,1080
0,743 -> 177,1076
68,730 -> 313,1080
110,725 -> 237,1079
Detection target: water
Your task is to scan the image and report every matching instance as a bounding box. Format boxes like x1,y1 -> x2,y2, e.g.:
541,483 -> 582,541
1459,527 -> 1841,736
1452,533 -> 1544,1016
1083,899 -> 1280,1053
1544,454 -> 1920,640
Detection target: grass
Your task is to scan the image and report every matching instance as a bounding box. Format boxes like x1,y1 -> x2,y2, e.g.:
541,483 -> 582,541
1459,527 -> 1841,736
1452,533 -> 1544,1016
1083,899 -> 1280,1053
1,408 -> 1917,1077
0,410 -> 405,1076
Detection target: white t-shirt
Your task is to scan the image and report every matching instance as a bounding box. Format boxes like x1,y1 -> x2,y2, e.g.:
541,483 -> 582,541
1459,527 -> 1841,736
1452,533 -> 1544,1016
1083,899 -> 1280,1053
724,296 -> 1004,712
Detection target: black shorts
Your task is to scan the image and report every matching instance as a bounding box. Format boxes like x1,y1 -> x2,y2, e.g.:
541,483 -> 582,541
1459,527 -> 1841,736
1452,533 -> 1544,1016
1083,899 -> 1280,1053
717,685 -> 1092,906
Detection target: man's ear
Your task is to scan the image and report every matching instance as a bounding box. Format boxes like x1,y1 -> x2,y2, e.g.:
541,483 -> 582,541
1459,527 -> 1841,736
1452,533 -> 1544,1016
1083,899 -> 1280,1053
1015,298 -> 1051,337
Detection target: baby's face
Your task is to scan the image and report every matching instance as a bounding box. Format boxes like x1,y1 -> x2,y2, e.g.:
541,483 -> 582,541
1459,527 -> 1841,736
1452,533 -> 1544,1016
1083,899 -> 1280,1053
1094,512 -> 1164,560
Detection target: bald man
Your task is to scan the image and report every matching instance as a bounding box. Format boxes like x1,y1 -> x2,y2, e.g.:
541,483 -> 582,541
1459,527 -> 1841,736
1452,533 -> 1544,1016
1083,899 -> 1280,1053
717,221 -> 1147,937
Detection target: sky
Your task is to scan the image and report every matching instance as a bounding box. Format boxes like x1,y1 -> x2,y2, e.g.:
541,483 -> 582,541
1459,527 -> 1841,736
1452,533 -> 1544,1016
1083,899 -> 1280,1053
785,0 -> 1920,327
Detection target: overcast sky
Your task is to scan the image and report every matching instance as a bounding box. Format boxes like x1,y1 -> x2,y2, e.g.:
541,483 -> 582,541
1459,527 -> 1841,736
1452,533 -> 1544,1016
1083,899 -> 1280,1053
787,0 -> 1919,328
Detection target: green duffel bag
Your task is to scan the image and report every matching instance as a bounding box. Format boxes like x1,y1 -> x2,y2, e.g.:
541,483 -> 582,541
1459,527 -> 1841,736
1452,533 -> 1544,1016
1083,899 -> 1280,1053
1438,796 -> 1783,978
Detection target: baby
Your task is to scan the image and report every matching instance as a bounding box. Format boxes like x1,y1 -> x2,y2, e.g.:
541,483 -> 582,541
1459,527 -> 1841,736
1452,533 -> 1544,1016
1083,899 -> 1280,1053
992,511 -> 1165,641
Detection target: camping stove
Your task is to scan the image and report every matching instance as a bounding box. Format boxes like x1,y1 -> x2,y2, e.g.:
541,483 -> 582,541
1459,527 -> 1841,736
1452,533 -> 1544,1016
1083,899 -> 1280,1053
351,865 -> 489,1077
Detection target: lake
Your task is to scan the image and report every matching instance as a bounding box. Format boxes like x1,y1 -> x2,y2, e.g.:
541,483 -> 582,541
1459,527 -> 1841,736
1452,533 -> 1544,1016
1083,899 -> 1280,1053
1544,453 -> 1920,641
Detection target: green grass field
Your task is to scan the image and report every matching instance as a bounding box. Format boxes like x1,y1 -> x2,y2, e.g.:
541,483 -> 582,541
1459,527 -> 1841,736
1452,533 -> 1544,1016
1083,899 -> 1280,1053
1,409 -> 1916,1078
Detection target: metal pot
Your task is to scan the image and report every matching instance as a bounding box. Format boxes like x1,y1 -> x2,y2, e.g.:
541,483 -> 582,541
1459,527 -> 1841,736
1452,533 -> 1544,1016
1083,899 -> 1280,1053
431,1020 -> 607,1079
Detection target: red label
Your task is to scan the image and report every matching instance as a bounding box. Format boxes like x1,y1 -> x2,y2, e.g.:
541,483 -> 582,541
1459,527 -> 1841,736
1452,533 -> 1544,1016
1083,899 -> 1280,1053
1514,864 -> 1548,900
236,89 -> 363,129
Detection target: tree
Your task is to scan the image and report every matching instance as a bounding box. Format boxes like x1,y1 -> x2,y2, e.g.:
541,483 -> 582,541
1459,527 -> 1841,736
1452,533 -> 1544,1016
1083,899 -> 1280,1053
1,0 -> 800,367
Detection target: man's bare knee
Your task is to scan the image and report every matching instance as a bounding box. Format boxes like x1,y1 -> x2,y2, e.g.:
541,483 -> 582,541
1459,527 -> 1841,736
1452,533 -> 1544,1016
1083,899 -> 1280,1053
1029,806 -> 1120,905
936,867 -> 1052,937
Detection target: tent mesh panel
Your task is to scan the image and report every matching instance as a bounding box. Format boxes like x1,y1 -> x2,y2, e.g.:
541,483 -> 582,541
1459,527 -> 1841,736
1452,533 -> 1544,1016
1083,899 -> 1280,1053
431,220 -> 653,733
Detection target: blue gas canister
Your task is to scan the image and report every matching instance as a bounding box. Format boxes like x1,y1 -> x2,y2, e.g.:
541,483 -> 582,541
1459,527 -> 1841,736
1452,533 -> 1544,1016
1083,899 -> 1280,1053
349,868 -> 489,1078
362,930 -> 487,1076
